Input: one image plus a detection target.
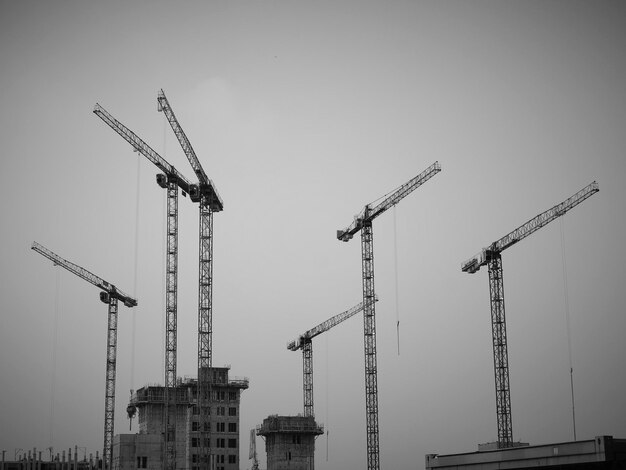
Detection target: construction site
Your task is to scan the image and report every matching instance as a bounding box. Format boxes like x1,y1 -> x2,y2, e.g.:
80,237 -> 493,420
4,87 -> 618,470
3,3 -> 626,470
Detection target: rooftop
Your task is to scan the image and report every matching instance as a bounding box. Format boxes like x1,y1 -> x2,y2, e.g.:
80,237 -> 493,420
426,435 -> 626,470
257,415 -> 324,436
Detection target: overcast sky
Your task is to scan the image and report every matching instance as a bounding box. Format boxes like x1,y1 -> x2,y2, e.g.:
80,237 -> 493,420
1,1 -> 625,469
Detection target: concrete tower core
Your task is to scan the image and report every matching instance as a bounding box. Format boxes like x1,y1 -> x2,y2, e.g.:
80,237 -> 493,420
257,415 -> 324,470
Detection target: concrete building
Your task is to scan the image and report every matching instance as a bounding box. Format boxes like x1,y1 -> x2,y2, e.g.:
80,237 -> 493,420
257,415 -> 323,470
113,366 -> 248,470
426,435 -> 626,470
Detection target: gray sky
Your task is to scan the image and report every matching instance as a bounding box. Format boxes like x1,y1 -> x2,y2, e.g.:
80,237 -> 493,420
1,1 -> 625,469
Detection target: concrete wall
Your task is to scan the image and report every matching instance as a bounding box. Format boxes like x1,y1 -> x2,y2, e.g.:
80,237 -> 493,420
264,433 -> 316,470
112,434 -> 161,470
258,416 -> 323,470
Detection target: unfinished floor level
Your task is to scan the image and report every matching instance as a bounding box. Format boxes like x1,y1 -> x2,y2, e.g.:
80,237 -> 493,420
114,366 -> 248,470
257,415 -> 323,470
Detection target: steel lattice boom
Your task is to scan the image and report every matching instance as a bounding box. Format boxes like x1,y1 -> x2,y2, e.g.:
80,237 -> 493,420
287,299 -> 374,350
157,90 -> 223,211
462,181 -> 599,274
94,102 -> 188,470
32,242 -> 137,470
93,104 -> 192,195
287,298 -> 376,419
337,161 -> 441,470
157,89 -> 223,470
461,181 -> 599,448
337,161 -> 441,242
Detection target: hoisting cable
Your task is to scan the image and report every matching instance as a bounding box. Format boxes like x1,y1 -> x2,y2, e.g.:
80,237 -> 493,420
127,150 -> 142,430
393,206 -> 400,356
560,217 -> 577,440
49,267 -> 60,448
325,334 -> 330,461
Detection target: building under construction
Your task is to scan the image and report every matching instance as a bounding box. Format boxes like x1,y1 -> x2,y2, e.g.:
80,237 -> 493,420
112,367 -> 248,470
257,415 -> 323,470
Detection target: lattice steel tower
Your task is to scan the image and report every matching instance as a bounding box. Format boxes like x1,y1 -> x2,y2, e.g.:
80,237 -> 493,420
462,181 -> 599,447
94,103 -> 194,470
157,89 -> 223,470
337,162 -> 441,470
32,241 -> 137,470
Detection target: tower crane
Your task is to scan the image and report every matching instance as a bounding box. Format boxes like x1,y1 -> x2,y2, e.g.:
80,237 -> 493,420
93,103 -> 192,470
337,161 -> 441,470
287,298 -> 377,418
157,89 -> 223,470
461,181 -> 599,448
31,241 -> 137,470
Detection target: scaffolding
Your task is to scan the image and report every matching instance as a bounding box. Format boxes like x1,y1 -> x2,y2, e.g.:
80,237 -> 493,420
257,415 -> 324,435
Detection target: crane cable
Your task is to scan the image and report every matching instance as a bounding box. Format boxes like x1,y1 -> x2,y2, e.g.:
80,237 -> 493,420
325,334 -> 330,461
393,207 -> 400,356
49,268 -> 60,448
560,217 -> 577,440
128,150 -> 142,430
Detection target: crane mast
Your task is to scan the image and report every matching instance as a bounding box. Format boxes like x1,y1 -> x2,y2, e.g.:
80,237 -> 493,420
157,89 -> 224,470
162,173 -> 179,470
93,103 -> 189,470
462,181 -> 599,448
31,242 -> 137,470
337,162 -> 441,470
288,298 -> 376,418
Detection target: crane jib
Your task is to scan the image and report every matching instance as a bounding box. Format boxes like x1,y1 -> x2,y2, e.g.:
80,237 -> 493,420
337,161 -> 441,241
287,297 -> 378,351
31,241 -> 138,306
461,181 -> 599,274
156,89 -> 224,212
93,103 -> 194,197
